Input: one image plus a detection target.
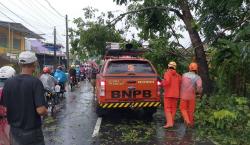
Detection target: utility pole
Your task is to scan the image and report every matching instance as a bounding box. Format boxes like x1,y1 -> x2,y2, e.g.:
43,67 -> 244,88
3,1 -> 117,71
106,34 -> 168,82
66,15 -> 69,70
53,26 -> 57,68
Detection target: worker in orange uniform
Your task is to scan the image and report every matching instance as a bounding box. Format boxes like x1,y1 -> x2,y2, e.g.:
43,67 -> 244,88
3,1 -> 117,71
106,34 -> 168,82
180,62 -> 202,127
163,61 -> 181,128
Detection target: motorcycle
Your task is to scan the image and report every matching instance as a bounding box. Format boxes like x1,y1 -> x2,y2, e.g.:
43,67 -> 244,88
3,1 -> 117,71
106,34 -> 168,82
58,82 -> 65,99
69,76 -> 76,92
80,71 -> 85,81
44,89 -> 58,113
76,70 -> 81,83
55,84 -> 64,100
56,77 -> 65,99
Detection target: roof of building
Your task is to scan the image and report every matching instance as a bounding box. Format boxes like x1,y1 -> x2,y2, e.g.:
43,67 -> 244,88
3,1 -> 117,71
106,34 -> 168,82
0,21 -> 43,39
31,40 -> 65,57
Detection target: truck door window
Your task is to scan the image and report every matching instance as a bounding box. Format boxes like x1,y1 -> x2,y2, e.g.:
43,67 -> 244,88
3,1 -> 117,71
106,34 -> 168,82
107,61 -> 155,74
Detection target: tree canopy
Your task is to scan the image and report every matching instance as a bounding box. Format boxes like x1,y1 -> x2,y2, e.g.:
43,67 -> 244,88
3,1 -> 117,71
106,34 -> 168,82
112,0 -> 250,94
70,7 -> 123,61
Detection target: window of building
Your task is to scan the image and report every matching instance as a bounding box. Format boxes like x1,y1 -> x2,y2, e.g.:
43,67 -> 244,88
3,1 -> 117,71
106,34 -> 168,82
0,34 -> 8,48
13,38 -> 21,49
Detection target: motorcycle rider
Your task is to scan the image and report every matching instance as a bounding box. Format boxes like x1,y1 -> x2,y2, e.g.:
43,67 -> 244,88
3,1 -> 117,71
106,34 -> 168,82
40,67 -> 58,92
91,64 -> 98,93
69,65 -> 77,85
75,65 -> 81,83
53,66 -> 67,92
87,64 -> 92,81
0,66 -> 15,145
80,64 -> 85,80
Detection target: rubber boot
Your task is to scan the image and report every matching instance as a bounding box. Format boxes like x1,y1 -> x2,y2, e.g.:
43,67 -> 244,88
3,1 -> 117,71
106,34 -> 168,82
164,111 -> 173,128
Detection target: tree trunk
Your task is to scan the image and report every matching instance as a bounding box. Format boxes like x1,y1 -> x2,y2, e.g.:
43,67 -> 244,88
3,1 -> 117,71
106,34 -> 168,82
179,0 -> 212,94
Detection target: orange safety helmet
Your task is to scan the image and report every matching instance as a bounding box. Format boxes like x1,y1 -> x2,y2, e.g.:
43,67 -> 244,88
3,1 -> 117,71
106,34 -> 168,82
43,67 -> 50,73
189,62 -> 198,71
168,61 -> 177,69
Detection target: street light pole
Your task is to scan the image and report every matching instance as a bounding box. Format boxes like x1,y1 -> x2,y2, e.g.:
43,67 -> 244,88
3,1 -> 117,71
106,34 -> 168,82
66,14 -> 69,70
54,26 -> 57,68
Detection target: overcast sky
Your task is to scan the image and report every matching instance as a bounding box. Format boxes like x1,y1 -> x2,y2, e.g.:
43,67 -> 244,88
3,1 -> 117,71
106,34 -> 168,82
0,0 -> 190,48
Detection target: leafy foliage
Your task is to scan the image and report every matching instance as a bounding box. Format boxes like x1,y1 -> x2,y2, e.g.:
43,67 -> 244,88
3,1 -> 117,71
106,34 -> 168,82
70,7 -> 123,61
199,0 -> 249,41
143,37 -> 190,76
195,95 -> 250,144
210,24 -> 250,96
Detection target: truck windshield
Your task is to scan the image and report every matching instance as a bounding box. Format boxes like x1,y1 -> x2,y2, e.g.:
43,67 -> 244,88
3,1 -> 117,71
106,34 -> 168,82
107,60 -> 155,74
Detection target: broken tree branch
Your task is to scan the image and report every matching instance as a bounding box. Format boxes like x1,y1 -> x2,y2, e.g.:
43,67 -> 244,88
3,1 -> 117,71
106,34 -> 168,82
109,6 -> 183,25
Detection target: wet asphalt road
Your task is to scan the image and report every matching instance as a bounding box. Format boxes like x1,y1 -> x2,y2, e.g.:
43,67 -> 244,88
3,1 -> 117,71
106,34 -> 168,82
43,81 -> 97,145
43,81 -> 214,145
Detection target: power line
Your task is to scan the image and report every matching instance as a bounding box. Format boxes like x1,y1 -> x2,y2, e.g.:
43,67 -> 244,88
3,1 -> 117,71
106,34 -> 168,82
22,0 -> 66,31
43,0 -> 64,17
0,1 -> 43,34
0,10 -> 16,22
0,0 -> 66,45
19,0 -> 61,27
8,0 -> 54,29
57,34 -> 65,42
35,0 -> 64,21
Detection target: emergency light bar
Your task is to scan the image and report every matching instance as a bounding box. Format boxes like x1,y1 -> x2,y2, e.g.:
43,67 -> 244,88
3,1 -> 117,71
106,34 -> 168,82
104,43 -> 146,59
106,42 -> 121,50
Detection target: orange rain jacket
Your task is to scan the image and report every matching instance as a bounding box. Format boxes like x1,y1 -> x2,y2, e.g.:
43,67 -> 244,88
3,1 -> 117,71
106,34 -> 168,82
180,72 -> 202,100
163,69 -> 181,98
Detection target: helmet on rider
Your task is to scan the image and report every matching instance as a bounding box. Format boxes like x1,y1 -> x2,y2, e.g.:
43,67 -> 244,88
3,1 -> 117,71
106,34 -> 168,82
0,66 -> 16,79
43,67 -> 50,73
189,62 -> 198,71
76,65 -> 80,68
168,61 -> 177,70
18,51 -> 37,64
71,64 -> 75,68
57,66 -> 63,71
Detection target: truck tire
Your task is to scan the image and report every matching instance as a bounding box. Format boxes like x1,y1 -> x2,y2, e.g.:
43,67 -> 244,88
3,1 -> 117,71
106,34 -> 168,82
94,97 -> 106,117
143,108 -> 157,117
96,105 -> 106,117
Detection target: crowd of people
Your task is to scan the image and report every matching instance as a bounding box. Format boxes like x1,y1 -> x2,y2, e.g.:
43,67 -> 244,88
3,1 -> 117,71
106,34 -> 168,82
0,51 -> 99,145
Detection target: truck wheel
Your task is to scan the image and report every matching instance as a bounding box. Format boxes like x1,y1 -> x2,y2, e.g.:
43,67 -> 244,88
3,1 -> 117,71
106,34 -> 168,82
143,108 -> 157,117
96,105 -> 106,117
94,98 -> 106,117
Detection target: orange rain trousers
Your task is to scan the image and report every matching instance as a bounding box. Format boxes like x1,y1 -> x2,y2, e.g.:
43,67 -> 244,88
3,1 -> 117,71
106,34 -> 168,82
180,99 -> 195,126
164,97 -> 178,127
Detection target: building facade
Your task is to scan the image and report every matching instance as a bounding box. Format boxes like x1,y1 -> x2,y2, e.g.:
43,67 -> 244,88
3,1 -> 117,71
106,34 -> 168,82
0,21 -> 42,66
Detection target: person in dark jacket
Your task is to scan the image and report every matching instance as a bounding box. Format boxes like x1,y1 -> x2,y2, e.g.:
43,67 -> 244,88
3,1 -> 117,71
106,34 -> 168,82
0,51 -> 47,145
